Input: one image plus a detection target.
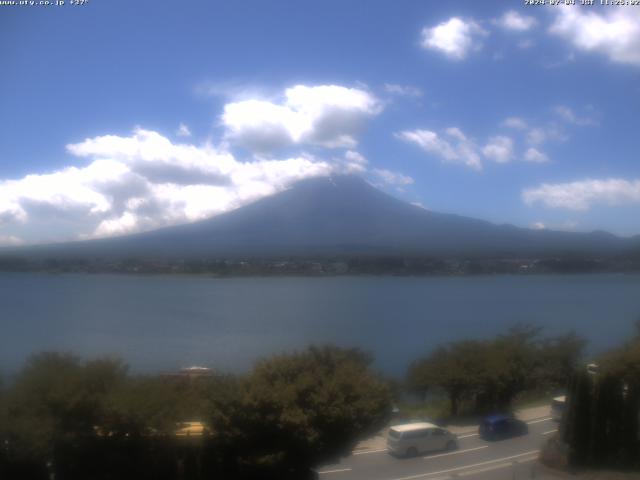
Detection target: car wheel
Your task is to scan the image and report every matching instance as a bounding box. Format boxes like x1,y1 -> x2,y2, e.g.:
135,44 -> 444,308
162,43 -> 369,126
406,447 -> 418,457
446,440 -> 457,451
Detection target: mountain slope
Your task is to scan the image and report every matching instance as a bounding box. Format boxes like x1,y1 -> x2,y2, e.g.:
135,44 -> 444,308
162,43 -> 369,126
6,175 -> 637,259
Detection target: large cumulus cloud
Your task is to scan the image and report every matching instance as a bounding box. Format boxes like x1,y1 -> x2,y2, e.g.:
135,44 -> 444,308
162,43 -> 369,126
549,8 -> 640,67
0,82 -> 390,245
0,129 -> 363,244
221,85 -> 382,152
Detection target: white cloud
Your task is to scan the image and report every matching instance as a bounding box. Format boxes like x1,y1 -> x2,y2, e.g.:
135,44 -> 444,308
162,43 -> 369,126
532,222 -> 546,230
0,128 -> 354,243
523,178 -> 640,210
176,123 -> 192,137
339,150 -> 368,174
503,114 -> 572,148
384,83 -> 423,97
373,169 -> 414,186
221,84 -> 382,152
396,128 -> 481,170
527,127 -> 546,145
482,136 -> 514,163
526,123 -> 570,145
532,220 -> 579,231
549,8 -> 640,66
524,147 -> 549,163
420,17 -> 488,60
67,129 -> 232,186
0,235 -> 24,246
444,127 -> 467,142
497,11 -> 537,31
554,105 -> 597,126
502,117 -> 528,130
397,130 -> 456,160
400,113 -> 571,170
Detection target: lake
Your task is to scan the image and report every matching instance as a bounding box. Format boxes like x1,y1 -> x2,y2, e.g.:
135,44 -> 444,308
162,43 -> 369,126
1,273 -> 639,377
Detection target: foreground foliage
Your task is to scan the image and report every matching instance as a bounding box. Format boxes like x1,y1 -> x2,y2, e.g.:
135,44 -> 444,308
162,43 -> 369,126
0,347 -> 391,480
209,346 -> 391,478
562,329 -> 640,470
407,326 -> 586,415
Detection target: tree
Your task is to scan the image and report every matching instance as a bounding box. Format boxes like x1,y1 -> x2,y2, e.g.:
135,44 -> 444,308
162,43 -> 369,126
209,346 -> 391,479
537,331 -> 586,390
408,341 -> 485,416
0,371 -> 8,476
479,325 -> 542,410
2,352 -> 128,474
468,325 -> 584,411
599,332 -> 640,386
408,326 -> 586,415
101,373 -> 228,437
562,332 -> 640,470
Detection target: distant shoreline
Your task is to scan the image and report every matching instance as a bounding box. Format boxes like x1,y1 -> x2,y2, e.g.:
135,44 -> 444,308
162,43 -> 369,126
1,255 -> 639,277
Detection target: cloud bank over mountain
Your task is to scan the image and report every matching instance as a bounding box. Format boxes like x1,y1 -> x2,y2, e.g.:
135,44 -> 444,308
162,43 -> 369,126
0,85 -> 398,245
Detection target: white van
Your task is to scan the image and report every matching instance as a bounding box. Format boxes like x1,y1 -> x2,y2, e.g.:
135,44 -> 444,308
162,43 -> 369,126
387,422 -> 457,457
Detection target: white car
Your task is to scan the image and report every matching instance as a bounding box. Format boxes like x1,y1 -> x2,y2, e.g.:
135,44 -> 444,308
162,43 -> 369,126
387,422 -> 458,457
551,395 -> 566,422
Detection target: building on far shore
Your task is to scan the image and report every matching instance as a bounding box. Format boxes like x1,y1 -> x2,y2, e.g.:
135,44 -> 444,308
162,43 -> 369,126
161,366 -> 214,379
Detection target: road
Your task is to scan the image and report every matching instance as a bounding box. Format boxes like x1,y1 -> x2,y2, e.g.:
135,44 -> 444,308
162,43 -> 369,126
316,416 -> 558,480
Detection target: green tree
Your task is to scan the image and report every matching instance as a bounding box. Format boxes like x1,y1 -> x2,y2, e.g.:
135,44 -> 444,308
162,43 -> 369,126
210,346 -> 391,479
2,352 -> 127,470
537,331 -> 586,390
408,326 -> 585,415
0,371 -> 8,474
408,340 -> 485,416
563,336 -> 640,469
599,335 -> 640,387
480,325 -> 542,410
102,374 -> 226,437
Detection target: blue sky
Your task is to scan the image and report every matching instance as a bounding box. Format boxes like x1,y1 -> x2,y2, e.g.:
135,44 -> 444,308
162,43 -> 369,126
1,0 -> 639,245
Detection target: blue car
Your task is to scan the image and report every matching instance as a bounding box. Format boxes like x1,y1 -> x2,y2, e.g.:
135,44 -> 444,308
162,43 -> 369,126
479,414 -> 528,440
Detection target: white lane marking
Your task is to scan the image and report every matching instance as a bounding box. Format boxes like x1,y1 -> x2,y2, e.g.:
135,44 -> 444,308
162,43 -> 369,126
457,455 -> 537,477
318,467 -> 353,475
526,417 -> 552,425
352,447 -> 388,456
423,445 -> 488,460
542,429 -> 558,435
517,455 -> 539,463
389,450 -> 540,480
458,433 -> 479,439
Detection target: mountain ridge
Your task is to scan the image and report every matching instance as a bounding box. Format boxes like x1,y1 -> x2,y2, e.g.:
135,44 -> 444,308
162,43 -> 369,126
2,175 -> 639,260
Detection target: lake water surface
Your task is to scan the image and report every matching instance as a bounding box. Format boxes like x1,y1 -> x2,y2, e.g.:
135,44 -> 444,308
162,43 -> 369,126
1,273 -> 639,376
